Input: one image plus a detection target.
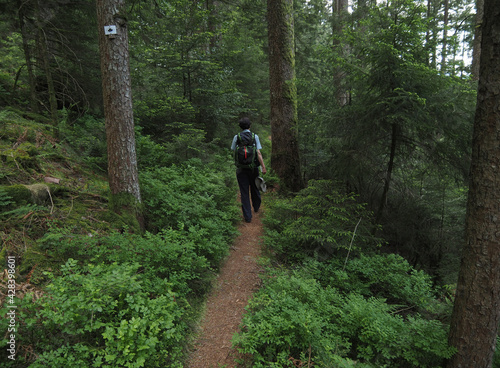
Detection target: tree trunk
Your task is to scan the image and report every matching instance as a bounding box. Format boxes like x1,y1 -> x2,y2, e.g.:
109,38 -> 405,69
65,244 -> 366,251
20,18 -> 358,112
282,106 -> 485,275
206,0 -> 219,53
471,0 -> 484,80
440,0 -> 449,73
375,122 -> 398,227
96,0 -> 142,225
447,2 -> 500,367
267,0 -> 304,193
332,0 -> 350,107
17,0 -> 38,113
35,0 -> 59,131
425,0 -> 438,68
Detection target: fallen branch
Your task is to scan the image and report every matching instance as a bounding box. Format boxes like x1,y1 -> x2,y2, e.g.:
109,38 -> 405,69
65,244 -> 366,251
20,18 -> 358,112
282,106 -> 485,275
343,218 -> 362,272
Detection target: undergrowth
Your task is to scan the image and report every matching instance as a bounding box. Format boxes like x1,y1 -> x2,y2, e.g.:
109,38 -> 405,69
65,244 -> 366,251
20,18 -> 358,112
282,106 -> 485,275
233,180 -> 457,367
0,110 -> 240,367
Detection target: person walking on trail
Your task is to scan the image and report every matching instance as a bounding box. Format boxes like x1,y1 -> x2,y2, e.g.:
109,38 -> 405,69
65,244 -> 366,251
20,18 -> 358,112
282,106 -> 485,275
231,117 -> 267,223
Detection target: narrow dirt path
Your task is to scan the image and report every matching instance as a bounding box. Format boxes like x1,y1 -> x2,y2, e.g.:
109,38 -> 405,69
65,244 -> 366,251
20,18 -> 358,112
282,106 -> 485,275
186,211 -> 264,368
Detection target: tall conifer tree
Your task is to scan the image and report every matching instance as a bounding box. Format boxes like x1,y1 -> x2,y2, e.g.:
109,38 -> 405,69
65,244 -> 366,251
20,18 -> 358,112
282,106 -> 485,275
267,0 -> 304,192
96,0 -> 142,225
447,1 -> 500,366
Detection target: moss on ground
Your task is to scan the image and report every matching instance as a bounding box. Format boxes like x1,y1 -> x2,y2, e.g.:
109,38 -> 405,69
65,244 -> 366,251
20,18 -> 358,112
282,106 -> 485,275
0,109 -> 133,287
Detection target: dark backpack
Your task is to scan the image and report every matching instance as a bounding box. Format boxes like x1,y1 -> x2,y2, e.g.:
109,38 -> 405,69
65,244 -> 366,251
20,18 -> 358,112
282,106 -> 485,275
234,131 -> 259,169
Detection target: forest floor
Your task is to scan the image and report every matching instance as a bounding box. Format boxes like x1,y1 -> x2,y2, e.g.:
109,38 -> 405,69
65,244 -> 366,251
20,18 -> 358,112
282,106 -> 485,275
186,208 -> 264,368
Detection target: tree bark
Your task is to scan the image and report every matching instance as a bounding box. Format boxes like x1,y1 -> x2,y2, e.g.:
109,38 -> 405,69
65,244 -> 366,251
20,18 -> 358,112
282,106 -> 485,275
332,0 -> 350,106
440,0 -> 449,73
447,2 -> 500,367
34,0 -> 58,130
375,122 -> 398,226
267,0 -> 304,192
17,0 -> 38,113
96,0 -> 142,217
425,0 -> 438,69
471,0 -> 484,80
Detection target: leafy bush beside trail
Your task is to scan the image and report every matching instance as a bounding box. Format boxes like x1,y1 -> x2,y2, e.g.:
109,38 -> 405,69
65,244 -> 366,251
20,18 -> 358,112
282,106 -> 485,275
13,260 -> 185,368
234,180 -> 456,367
234,262 -> 454,368
1,151 -> 240,367
263,180 -> 381,264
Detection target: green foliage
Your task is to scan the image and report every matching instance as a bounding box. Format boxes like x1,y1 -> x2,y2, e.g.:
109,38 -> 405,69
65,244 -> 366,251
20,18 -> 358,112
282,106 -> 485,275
39,228 -> 211,298
234,268 -> 455,368
234,273 -> 347,367
135,130 -> 173,169
139,158 -> 239,263
0,104 -> 240,366
2,185 -> 31,205
305,254 -> 449,316
0,32 -> 29,107
0,187 -> 13,208
235,179 -> 455,367
297,0 -> 475,280
58,114 -> 108,171
0,259 -> 184,367
134,97 -> 196,143
129,0 -> 247,144
10,155 -> 239,365
264,180 -> 379,263
0,0 -> 479,366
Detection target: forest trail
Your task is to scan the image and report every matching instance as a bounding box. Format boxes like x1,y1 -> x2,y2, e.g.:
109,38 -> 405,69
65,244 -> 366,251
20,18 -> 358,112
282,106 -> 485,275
186,209 -> 264,368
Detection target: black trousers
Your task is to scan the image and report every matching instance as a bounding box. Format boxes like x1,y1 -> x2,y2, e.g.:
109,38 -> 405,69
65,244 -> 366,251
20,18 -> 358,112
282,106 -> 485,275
236,168 -> 261,221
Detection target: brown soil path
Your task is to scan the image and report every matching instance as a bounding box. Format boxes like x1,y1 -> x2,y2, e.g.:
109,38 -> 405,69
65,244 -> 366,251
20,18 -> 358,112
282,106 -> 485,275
186,211 -> 264,368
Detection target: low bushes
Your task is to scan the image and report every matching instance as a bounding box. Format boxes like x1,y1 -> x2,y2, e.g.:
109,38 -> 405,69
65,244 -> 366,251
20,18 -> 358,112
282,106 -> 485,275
0,151 -> 240,367
234,262 -> 454,367
16,260 -> 185,368
234,180 -> 456,367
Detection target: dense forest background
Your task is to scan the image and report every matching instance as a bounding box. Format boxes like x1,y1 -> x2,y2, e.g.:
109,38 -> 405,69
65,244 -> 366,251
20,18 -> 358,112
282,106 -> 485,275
0,0 -> 487,367
0,0 -> 477,281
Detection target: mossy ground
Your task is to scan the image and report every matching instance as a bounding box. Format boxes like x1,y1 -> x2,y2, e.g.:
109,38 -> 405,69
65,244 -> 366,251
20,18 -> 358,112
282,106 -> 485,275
0,108 -> 134,287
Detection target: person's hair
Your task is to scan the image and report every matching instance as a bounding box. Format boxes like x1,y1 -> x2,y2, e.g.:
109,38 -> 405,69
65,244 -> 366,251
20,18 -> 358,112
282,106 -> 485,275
239,117 -> 251,130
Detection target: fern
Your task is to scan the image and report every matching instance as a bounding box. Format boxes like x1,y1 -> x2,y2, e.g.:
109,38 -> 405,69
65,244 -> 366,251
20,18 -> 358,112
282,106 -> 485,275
0,188 -> 13,208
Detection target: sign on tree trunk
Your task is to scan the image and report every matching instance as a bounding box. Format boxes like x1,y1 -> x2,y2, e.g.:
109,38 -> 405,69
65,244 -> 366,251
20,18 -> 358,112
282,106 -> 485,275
96,0 -> 142,226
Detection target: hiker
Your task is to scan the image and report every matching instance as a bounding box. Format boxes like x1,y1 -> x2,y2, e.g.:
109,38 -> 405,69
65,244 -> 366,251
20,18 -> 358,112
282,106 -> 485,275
231,117 -> 267,223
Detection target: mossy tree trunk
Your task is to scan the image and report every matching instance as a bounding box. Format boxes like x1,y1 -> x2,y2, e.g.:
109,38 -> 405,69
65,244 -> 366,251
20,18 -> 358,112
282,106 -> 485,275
17,0 -> 38,114
471,0 -> 484,81
96,0 -> 142,228
332,0 -> 350,107
267,0 -> 304,193
447,2 -> 500,367
440,0 -> 450,73
375,122 -> 398,227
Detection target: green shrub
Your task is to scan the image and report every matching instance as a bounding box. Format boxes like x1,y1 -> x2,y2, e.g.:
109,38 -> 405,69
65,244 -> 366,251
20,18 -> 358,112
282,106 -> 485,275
38,228 -> 213,298
139,158 -> 239,265
264,180 -> 380,263
0,259 -> 185,367
134,96 -> 196,144
2,184 -> 32,205
0,187 -> 13,209
59,114 -> 107,171
303,254 -> 446,315
233,272 -> 348,367
135,130 -> 173,170
234,269 -> 455,367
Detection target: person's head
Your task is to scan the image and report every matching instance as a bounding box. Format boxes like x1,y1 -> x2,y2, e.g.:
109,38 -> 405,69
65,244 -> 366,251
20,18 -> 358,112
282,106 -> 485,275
239,117 -> 251,130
